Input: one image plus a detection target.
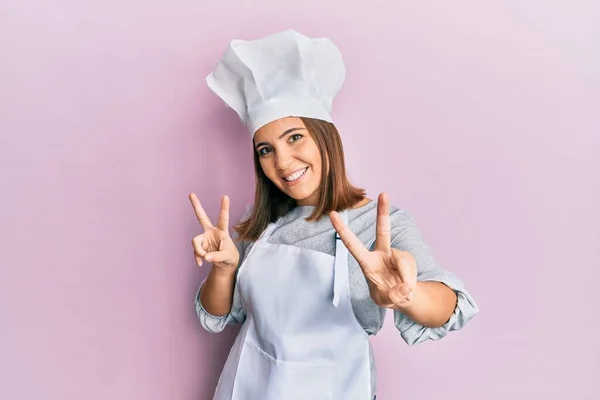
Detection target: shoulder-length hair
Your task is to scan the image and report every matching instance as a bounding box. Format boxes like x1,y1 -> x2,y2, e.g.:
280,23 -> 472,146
233,117 -> 366,242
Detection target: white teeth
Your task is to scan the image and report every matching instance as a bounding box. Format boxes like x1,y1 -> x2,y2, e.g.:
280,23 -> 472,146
284,168 -> 307,182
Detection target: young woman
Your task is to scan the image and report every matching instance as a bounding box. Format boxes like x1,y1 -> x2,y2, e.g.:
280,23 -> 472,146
191,30 -> 478,400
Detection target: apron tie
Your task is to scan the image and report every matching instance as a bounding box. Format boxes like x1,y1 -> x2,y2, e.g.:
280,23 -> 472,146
332,210 -> 349,307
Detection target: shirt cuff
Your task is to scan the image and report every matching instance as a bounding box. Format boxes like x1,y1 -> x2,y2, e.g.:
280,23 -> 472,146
394,270 -> 479,346
194,278 -> 231,333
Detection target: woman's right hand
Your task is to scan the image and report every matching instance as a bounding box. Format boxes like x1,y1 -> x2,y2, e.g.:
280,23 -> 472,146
189,193 -> 240,272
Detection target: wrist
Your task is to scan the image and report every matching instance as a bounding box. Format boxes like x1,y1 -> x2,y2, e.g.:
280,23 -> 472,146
210,265 -> 237,280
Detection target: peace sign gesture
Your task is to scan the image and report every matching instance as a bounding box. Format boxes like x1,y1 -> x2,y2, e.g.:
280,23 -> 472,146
189,193 -> 240,271
330,193 -> 418,309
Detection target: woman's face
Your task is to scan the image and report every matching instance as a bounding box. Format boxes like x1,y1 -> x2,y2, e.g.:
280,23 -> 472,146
254,117 -> 323,206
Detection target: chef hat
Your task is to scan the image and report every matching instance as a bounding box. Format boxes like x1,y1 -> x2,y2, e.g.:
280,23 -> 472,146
206,29 -> 346,137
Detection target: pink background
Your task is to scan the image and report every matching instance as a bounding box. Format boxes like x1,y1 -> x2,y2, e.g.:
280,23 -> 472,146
1,1 -> 598,399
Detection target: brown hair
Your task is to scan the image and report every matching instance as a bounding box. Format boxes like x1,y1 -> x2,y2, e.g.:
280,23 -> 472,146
233,117 -> 366,242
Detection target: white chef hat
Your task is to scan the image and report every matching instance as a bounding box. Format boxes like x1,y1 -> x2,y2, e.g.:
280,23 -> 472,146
206,29 -> 346,137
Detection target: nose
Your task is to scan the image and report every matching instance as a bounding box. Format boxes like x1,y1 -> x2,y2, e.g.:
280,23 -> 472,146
275,148 -> 293,172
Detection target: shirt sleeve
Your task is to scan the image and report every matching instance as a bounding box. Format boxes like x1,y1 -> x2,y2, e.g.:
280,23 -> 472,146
390,210 -> 479,346
194,205 -> 252,333
194,271 -> 246,333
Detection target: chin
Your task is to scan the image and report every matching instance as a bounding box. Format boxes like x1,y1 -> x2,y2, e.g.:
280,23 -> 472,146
286,190 -> 310,201
290,189 -> 320,205
272,176 -> 320,204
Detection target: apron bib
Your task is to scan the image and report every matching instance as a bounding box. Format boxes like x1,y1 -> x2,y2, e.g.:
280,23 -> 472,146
213,210 -> 371,400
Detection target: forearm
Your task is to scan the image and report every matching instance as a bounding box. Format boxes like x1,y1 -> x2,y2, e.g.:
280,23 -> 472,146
199,267 -> 236,317
395,281 -> 457,328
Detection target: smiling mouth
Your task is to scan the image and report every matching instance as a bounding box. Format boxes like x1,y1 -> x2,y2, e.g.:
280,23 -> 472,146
283,167 -> 308,182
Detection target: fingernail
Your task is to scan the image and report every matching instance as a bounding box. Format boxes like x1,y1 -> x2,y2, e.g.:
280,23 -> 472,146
206,255 -> 212,262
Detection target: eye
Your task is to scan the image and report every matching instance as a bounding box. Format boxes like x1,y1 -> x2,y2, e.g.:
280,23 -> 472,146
257,146 -> 272,156
289,133 -> 303,143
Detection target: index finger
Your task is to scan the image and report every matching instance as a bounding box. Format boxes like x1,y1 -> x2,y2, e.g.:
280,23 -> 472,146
375,193 -> 391,252
329,211 -> 369,266
189,193 -> 213,229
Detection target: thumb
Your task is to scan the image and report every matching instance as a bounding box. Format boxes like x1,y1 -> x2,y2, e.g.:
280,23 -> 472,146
205,250 -> 228,263
205,238 -> 224,260
389,284 -> 413,305
206,239 -> 233,264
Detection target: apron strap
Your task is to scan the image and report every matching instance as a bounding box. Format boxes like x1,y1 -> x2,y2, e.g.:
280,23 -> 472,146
332,210 -> 349,307
259,217 -> 280,242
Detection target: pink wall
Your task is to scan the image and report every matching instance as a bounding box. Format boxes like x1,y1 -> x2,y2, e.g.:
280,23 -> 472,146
1,1 -> 598,399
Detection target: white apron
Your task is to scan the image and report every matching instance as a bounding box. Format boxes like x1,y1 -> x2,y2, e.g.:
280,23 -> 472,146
212,210 -> 372,400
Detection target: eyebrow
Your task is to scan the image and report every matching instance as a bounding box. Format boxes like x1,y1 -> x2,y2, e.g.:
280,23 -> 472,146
254,127 -> 305,149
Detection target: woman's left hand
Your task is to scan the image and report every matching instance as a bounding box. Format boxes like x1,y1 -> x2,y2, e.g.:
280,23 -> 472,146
330,193 -> 418,309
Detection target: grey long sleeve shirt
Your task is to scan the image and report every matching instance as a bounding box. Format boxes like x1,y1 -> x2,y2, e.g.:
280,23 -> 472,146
195,200 -> 479,397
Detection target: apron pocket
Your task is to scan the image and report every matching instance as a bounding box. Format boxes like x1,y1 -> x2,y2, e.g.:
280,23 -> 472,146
233,340 -> 334,400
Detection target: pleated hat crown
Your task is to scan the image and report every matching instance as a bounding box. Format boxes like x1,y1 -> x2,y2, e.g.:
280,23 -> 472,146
206,29 -> 346,136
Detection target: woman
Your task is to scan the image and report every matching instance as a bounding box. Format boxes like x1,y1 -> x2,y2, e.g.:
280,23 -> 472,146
192,30 -> 478,400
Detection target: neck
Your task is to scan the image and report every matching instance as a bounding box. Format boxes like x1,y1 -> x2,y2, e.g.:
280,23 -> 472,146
295,197 -> 372,208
